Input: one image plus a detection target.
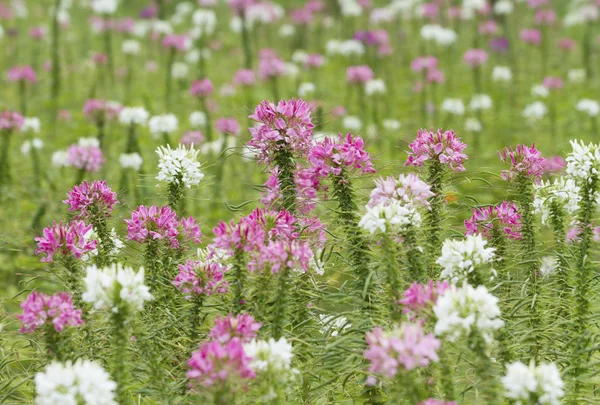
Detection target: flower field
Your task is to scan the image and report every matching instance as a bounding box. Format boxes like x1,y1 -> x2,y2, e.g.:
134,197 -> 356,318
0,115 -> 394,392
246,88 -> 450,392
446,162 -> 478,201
1,0 -> 600,404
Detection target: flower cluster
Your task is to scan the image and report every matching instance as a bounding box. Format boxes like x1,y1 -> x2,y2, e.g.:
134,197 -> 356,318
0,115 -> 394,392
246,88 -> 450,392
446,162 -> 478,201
66,138 -> 105,172
35,221 -> 98,263
464,201 -> 522,240
565,139 -> 600,182
125,205 -> 202,248
359,201 -> 421,234
173,260 -> 229,298
533,178 -> 582,225
210,313 -> 262,344
502,361 -> 564,405
83,99 -> 121,123
0,110 -> 24,131
399,280 -> 450,320
498,144 -> 546,182
17,291 -> 83,333
346,65 -> 374,84
149,114 -> 178,137
215,117 -> 241,136
63,180 -> 119,220
243,337 -> 294,374
155,144 -> 204,188
7,65 -> 37,83
190,78 -> 213,98
437,234 -> 496,284
367,173 -> 434,208
405,129 -> 468,172
364,323 -> 441,378
309,133 -> 375,178
119,107 -> 149,126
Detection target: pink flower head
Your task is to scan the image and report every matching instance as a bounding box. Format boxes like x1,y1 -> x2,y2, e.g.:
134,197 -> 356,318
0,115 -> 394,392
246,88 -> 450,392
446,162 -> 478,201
125,205 -> 181,248
411,56 -> 438,73
233,69 -> 256,86
535,8 -> 556,25
368,173 -> 434,208
66,143 -> 105,172
248,98 -> 314,165
7,65 -> 37,83
212,213 -> 266,255
187,338 -> 255,387
173,260 -> 228,298
404,129 -> 468,172
63,180 -> 119,220
261,166 -> 321,214
215,118 -> 241,136
290,7 -> 313,25
464,201 -> 522,240
364,323 -> 440,378
463,49 -> 488,67
180,130 -> 205,147
399,281 -> 450,319
527,0 -> 548,8
542,76 -> 564,90
179,216 -> 203,245
478,20 -> 498,35
258,50 -> 285,80
543,156 -> 565,173
557,38 -> 576,51
426,68 -> 445,84
257,239 -> 313,273
420,400 -> 458,405
210,313 -> 261,344
346,65 -> 375,84
520,29 -> 542,45
162,34 -> 190,51
190,79 -> 214,98
29,26 -> 47,39
17,291 -> 83,333
305,54 -> 325,69
35,221 -> 98,263
0,110 -> 24,131
227,0 -> 257,15
498,144 -> 546,182
421,2 -> 439,19
309,133 -> 376,178
93,53 -> 108,65
83,99 -> 122,123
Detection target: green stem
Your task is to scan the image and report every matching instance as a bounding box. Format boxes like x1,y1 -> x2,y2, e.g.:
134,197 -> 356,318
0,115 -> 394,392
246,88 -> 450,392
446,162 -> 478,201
231,252 -> 246,314
424,159 -> 444,277
273,146 -> 296,213
272,266 -> 291,339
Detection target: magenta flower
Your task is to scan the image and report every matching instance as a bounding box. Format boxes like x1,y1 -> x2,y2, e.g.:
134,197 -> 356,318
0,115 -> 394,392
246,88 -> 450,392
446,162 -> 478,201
0,110 -> 24,131
227,0 -> 256,15
35,221 -> 98,263
66,143 -> 105,172
248,98 -> 314,165
542,76 -> 564,90
17,291 -> 83,333
305,54 -> 325,69
258,50 -> 285,80
261,166 -> 321,214
535,8 -> 556,25
368,173 -> 434,208
420,400 -> 458,405
125,205 -> 180,248
215,118 -> 241,136
180,130 -> 205,147
29,26 -> 46,39
256,239 -> 313,273
463,49 -> 488,67
478,20 -> 498,35
520,29 -> 542,45
498,144 -> 546,182
543,156 -> 565,173
233,69 -> 256,86
210,313 -> 261,344
190,78 -> 214,98
309,133 -> 375,178
346,65 -> 374,84
212,214 -> 265,255
404,129 -> 468,172
187,338 -> 255,387
173,260 -> 228,298
399,281 -> 450,319
411,56 -> 437,73
557,38 -> 576,52
83,99 -> 122,123
464,201 -> 522,240
162,34 -> 190,51
7,65 -> 37,83
364,323 -> 441,378
63,180 -> 119,220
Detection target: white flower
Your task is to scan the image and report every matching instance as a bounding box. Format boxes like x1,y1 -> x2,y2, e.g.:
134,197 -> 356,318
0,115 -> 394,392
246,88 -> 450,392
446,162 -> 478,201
343,115 -> 362,131
78,137 -> 100,148
119,107 -> 149,126
533,177 -> 581,225
491,66 -> 512,82
437,234 -> 496,283
21,138 -> 43,155
494,0 -> 513,15
465,117 -> 482,133
540,256 -> 558,278
434,283 -> 504,345
35,360 -> 117,405
151,20 -> 173,35
149,114 -> 178,137
82,228 -> 124,262
568,68 -> 586,83
91,0 -> 118,15
523,101 -> 547,122
365,79 -> 386,96
298,82 -> 316,98
382,119 -> 401,131
420,24 -> 457,47
469,94 -> 492,111
244,337 -> 294,374
328,39 -> 365,57
156,144 -> 204,188
279,24 -> 295,37
575,99 -> 599,117
189,111 -> 207,128
340,0 -> 362,17
319,314 -> 351,337
121,39 -> 140,55
82,264 -> 153,312
441,98 -> 465,116
51,150 -> 69,167
119,153 -> 143,171
200,136 -> 236,155
502,361 -> 564,405
291,50 -> 308,64
22,117 -> 41,133
565,139 -> 600,182
283,62 -> 299,78
531,84 -> 549,98
192,9 -> 216,37
171,62 -> 189,79
359,201 -> 421,234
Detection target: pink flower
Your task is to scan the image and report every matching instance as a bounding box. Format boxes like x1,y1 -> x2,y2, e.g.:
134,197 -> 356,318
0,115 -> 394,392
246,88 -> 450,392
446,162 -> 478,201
364,323 -> 440,378
17,291 -> 83,333
227,0 -> 256,15
542,76 -> 564,90
498,144 -> 546,182
93,53 -> 108,65
29,26 -> 46,39
543,156 -> 565,173
63,181 -> 119,220
305,54 -> 325,69
527,0 -> 548,8
180,131 -> 205,147
215,118 -> 241,136
212,212 -> 266,254
187,338 -> 255,387
426,68 -> 445,84
346,65 -> 375,84
464,201 -> 522,240
233,69 -> 256,86
404,129 -> 468,172
557,38 -> 576,51
258,50 -> 285,80
210,313 -> 261,344
520,29 -> 542,45
35,221 -> 98,263
478,20 -> 498,35
83,99 -> 122,123
420,400 -> 458,405
411,56 -> 437,73
0,111 -> 24,131
399,281 -> 449,319
179,216 -> 203,244
368,173 -> 434,208
66,144 -> 105,172
535,8 -> 556,25
255,239 -> 313,273
261,166 -> 321,214
125,205 -> 181,248
309,133 -> 375,178
190,79 -> 214,98
162,34 -> 190,51
248,98 -> 314,165
173,260 -> 228,298
7,66 -> 37,83
463,49 -> 488,67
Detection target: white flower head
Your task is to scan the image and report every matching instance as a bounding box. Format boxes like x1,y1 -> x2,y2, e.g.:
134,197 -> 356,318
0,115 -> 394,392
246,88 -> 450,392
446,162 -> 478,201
121,39 -> 141,55
575,99 -> 599,117
119,107 -> 149,126
465,117 -> 482,133
540,256 -> 558,278
533,177 -> 581,225
441,98 -> 465,116
568,68 -> 586,83
565,139 -> 600,182
382,119 -> 401,131
494,0 -> 514,15
192,9 -> 216,37
171,62 -> 189,79
365,79 -> 386,96
502,361 -> 564,405
22,117 -> 41,133
469,94 -> 493,111
359,201 -> 421,234
91,0 -> 118,15
437,234 -> 496,284
298,82 -> 316,98
155,144 -> 204,188
244,337 -> 294,374
21,138 -> 43,156
343,115 -> 362,131
149,114 -> 178,137
189,111 -> 207,128
119,152 -> 143,171
523,101 -> 547,122
279,24 -> 295,37
52,150 -> 69,167
491,66 -> 512,82
319,314 -> 351,337
531,84 -> 549,98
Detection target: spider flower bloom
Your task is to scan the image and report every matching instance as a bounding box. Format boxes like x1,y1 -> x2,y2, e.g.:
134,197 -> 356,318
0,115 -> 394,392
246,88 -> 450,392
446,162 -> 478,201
227,0 -> 257,15
410,56 -> 438,73
35,221 -> 98,263
63,180 -> 119,220
465,201 -> 522,240
498,144 -> 546,182
125,205 -> 180,248
309,133 -> 375,178
17,291 -> 83,333
187,338 -> 255,387
463,49 -> 488,67
535,8 -> 556,25
155,144 -> 204,188
190,78 -> 214,98
180,131 -> 205,147
233,69 -> 256,86
162,34 -> 190,52
405,129 -> 468,172
399,280 -> 450,318
346,65 -> 374,84
258,51 -> 285,80
248,98 -> 314,165
66,141 -> 105,172
520,29 -> 542,45
364,323 -> 441,378
542,76 -> 564,90
215,118 -> 241,136
173,260 -> 228,299
0,110 -> 25,131
7,65 -> 37,83
83,99 -> 122,123
210,313 -> 262,344
420,400 -> 458,405
212,216 -> 265,255
257,239 -> 313,273
368,173 -> 434,208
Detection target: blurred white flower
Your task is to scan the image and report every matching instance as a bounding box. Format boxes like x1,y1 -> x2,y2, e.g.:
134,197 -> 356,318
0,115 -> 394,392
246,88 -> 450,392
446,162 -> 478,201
119,152 -> 143,171
575,99 -> 599,117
